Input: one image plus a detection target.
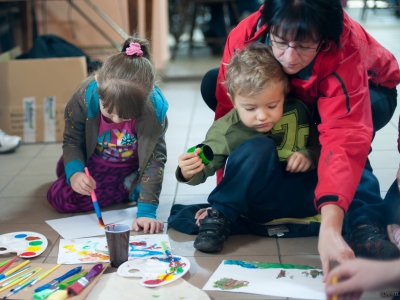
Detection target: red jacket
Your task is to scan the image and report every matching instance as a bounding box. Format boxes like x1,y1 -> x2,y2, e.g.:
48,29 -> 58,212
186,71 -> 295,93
398,115 -> 400,154
216,7 -> 400,213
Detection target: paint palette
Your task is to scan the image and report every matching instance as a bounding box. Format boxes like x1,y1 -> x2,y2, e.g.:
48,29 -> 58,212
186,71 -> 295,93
0,231 -> 48,258
117,255 -> 190,287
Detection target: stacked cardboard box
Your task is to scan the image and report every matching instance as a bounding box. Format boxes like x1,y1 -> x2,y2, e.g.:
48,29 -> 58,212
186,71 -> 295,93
0,47 -> 87,143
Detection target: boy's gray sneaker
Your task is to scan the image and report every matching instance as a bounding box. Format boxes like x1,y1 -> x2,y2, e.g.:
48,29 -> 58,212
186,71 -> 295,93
194,209 -> 231,253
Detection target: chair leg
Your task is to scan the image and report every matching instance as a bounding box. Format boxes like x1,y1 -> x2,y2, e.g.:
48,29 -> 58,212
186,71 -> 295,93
188,3 -> 198,56
228,0 -> 241,24
222,3 -> 230,37
361,0 -> 368,20
170,1 -> 192,60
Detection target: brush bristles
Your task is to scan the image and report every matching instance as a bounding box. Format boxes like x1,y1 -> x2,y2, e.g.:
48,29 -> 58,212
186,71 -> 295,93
99,217 -> 105,228
67,277 -> 90,296
33,289 -> 55,300
67,281 -> 85,296
47,290 -> 68,300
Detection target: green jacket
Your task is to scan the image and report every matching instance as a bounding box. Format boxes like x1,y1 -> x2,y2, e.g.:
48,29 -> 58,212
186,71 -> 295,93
177,99 -> 320,185
63,79 -> 168,218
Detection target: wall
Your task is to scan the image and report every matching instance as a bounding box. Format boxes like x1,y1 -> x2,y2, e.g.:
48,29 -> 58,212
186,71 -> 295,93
33,0 -> 169,69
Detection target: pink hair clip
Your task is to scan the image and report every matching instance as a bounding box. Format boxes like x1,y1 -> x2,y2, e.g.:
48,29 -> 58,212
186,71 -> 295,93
125,42 -> 143,57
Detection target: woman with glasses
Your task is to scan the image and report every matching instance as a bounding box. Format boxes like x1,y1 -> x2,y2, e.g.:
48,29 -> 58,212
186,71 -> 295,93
200,0 -> 400,280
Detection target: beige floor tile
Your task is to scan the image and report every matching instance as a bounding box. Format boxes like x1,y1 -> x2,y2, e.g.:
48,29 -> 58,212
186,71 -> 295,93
0,157 -> 31,177
0,197 -> 71,224
168,228 -> 279,258
174,194 -> 209,205
0,174 -> 55,197
5,144 -> 44,158
36,143 -> 63,158
278,237 -> 319,256
19,156 -> 61,175
0,176 -> 12,191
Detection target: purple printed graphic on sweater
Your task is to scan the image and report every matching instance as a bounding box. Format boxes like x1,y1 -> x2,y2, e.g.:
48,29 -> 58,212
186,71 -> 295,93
92,113 -> 139,168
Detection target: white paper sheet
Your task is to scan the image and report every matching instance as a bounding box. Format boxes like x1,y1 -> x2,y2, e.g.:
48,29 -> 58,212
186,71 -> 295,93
58,234 -> 171,264
46,207 -> 138,239
203,260 -> 325,300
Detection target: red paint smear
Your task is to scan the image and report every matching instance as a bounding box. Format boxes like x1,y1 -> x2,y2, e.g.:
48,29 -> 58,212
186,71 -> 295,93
25,236 -> 40,241
130,241 -> 146,246
19,251 -> 36,257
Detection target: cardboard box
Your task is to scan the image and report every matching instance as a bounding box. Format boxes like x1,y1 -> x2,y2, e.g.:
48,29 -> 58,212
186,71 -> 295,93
0,48 -> 87,143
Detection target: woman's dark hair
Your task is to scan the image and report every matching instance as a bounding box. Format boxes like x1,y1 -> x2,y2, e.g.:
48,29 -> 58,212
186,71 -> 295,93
95,35 -> 155,120
261,0 -> 343,49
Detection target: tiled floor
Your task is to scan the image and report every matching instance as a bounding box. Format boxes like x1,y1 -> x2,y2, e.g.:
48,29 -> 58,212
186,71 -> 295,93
0,5 -> 399,300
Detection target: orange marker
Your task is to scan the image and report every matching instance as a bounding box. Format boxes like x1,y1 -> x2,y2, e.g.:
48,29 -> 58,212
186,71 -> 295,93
331,276 -> 338,300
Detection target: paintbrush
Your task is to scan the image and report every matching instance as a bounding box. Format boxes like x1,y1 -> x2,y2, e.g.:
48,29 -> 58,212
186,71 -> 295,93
84,167 -> 105,228
32,271 -> 87,300
29,264 -> 61,287
0,260 -> 30,281
67,263 -> 103,296
0,257 -> 17,275
34,266 -> 81,293
160,241 -> 175,267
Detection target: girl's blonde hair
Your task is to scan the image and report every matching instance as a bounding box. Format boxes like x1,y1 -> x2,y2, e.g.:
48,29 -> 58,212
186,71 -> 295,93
225,42 -> 290,101
95,35 -> 155,120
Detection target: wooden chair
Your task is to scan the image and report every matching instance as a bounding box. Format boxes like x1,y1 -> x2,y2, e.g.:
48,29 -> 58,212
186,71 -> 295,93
170,0 -> 240,59
361,0 -> 400,21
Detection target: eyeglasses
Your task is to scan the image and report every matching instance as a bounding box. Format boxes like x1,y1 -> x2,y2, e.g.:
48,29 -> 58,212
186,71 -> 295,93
268,39 -> 322,55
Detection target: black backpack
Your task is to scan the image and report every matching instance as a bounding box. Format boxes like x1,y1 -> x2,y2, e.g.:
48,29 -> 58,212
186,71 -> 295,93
16,34 -> 101,73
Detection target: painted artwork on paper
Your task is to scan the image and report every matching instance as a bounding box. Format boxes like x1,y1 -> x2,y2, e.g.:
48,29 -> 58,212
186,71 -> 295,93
203,260 -> 325,300
58,234 -> 170,264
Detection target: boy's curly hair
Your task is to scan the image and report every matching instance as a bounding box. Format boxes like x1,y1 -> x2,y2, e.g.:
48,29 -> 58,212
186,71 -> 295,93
225,42 -> 290,101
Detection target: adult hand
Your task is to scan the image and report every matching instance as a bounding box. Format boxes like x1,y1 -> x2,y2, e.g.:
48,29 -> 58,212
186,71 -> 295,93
195,207 -> 212,226
178,147 -> 204,181
132,217 -> 164,234
286,152 -> 312,173
318,205 -> 355,281
70,172 -> 96,196
325,258 -> 400,300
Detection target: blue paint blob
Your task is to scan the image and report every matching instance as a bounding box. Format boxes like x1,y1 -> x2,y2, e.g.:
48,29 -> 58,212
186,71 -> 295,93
14,234 -> 27,238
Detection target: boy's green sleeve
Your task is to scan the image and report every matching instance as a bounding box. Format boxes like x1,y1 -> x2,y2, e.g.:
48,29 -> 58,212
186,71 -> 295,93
176,122 -> 230,185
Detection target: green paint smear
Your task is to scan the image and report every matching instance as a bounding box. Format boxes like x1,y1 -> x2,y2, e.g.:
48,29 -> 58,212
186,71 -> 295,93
152,295 -> 160,298
224,260 -> 315,270
29,241 -> 43,246
213,277 -> 249,290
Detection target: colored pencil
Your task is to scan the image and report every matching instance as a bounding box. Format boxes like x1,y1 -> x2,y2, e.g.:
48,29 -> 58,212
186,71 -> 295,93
0,259 -> 30,280
0,256 -> 17,274
0,266 -> 31,284
3,278 -> 36,299
84,167 -> 105,227
0,269 -> 36,294
331,276 -> 338,300
0,258 -> 12,268
16,267 -> 42,286
1,267 -> 41,287
28,264 -> 62,287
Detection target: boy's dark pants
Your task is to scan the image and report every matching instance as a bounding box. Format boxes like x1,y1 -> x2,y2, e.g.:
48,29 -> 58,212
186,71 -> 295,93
209,136 -> 387,235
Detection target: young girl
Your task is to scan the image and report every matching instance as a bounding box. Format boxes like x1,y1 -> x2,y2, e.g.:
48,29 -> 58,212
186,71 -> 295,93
47,36 -> 168,234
